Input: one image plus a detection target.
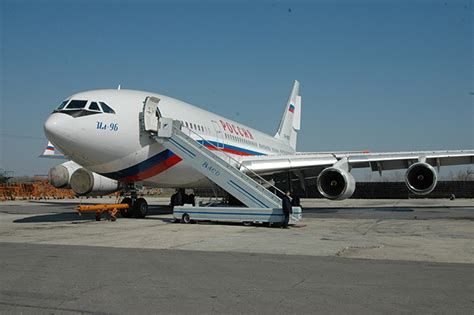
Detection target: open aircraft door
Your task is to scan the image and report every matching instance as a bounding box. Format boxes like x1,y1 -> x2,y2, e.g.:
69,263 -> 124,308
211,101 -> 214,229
211,120 -> 224,149
143,96 -> 161,133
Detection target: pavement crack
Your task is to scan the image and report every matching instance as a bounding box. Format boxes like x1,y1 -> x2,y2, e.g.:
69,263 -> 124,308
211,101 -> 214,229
290,277 -> 307,289
355,219 -> 384,235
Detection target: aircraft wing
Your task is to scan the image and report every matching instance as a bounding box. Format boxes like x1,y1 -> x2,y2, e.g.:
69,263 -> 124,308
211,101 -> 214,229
239,150 -> 474,175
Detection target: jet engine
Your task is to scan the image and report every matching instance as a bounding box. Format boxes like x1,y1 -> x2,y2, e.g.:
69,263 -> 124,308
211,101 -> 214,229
48,161 -> 81,188
70,168 -> 120,196
317,167 -> 356,200
405,162 -> 438,195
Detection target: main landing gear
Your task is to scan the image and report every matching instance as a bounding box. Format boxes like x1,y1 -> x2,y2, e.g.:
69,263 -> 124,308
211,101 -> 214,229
119,190 -> 149,218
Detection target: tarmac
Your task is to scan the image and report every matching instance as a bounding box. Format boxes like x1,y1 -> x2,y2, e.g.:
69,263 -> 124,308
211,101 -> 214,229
0,197 -> 473,314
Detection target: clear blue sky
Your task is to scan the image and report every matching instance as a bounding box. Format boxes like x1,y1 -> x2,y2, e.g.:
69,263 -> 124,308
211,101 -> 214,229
1,0 -> 473,177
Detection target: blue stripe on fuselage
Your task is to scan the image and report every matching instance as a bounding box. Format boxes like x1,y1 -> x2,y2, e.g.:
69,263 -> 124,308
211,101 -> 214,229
100,139 -> 265,181
101,149 -> 174,180
197,140 -> 264,156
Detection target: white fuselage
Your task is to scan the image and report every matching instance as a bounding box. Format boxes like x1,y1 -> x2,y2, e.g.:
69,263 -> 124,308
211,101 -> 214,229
44,89 -> 295,188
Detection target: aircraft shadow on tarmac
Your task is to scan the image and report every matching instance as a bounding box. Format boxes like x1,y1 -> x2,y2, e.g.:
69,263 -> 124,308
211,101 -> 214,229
302,207 -> 415,214
13,205 -> 173,223
13,205 -> 418,223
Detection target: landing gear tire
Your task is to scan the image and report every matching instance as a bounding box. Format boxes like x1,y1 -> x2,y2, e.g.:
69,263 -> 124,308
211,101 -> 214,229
182,213 -> 191,224
133,198 -> 148,218
120,197 -> 133,218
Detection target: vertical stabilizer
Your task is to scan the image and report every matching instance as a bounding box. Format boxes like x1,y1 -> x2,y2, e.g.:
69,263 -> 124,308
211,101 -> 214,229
39,141 -> 65,159
274,80 -> 301,151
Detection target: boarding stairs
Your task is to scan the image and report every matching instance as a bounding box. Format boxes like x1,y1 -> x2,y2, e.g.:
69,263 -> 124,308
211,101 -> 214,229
154,118 -> 281,209
141,96 -> 301,224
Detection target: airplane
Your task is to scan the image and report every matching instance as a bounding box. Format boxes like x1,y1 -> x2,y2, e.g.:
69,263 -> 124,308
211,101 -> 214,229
43,80 -> 474,218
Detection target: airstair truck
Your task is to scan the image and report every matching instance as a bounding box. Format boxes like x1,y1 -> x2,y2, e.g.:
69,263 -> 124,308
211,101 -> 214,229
173,204 -> 302,225
142,98 -> 302,226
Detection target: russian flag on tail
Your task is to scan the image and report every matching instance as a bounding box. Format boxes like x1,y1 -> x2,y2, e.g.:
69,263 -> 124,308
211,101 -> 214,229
288,104 -> 295,113
39,141 -> 65,159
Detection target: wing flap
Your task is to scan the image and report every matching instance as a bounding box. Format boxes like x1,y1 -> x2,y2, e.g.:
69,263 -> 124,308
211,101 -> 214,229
239,150 -> 474,175
348,150 -> 474,171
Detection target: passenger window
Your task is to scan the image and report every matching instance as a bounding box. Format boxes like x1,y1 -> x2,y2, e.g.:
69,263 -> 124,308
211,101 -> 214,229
66,100 -> 88,109
99,102 -> 116,114
89,102 -> 101,111
185,122 -> 189,128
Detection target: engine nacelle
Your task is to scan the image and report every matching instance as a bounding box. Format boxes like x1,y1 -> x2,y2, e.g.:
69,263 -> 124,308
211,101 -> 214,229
70,168 -> 120,196
317,167 -> 356,200
405,162 -> 438,195
48,161 -> 81,188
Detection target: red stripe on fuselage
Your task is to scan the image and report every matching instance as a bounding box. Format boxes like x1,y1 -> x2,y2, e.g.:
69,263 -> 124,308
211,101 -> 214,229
121,155 -> 182,182
204,145 -> 254,156
120,145 -> 256,182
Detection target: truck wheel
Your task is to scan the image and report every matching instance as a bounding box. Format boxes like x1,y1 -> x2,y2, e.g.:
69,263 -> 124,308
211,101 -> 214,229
133,198 -> 148,218
182,213 -> 191,224
120,197 -> 133,218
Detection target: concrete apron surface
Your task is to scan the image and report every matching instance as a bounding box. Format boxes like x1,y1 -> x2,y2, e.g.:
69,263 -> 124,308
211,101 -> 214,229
0,198 -> 473,264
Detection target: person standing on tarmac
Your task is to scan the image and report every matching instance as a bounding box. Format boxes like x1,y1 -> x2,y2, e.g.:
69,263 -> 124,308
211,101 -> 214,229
171,189 -> 183,209
281,191 -> 292,228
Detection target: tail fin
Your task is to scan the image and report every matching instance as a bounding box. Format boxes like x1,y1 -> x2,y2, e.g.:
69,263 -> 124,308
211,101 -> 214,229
39,141 -> 65,159
274,80 -> 301,151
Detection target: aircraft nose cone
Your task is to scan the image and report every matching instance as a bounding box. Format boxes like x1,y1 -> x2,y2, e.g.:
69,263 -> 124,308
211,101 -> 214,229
44,113 -> 61,140
44,113 -> 73,148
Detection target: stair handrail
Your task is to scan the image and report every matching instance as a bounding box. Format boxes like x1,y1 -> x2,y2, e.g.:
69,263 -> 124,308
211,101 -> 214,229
172,121 -> 285,199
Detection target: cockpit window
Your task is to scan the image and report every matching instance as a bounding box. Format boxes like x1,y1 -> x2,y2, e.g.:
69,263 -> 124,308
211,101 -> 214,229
54,99 -> 115,117
57,100 -> 69,110
100,102 -> 115,114
89,102 -> 101,111
66,100 -> 88,109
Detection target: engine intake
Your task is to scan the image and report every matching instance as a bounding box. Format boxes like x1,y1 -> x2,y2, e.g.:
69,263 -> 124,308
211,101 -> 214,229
70,168 -> 120,196
48,161 -> 81,188
317,167 -> 356,200
405,162 -> 437,195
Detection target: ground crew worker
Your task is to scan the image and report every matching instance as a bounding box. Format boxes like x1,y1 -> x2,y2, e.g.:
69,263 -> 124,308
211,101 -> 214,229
282,191 -> 292,228
171,189 -> 183,209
